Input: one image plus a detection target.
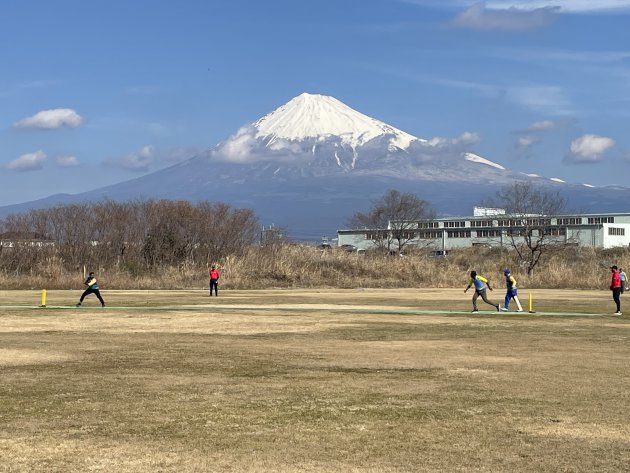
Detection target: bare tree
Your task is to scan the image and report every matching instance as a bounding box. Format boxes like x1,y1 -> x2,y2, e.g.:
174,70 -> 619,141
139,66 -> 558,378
260,224 -> 289,248
347,189 -> 434,252
0,199 -> 260,274
491,182 -> 568,276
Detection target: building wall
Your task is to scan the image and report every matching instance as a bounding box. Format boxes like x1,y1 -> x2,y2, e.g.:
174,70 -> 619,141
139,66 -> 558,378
603,224 -> 630,248
338,213 -> 630,251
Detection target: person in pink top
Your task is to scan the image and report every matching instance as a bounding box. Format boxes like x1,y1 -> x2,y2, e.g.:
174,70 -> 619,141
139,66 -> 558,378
209,265 -> 220,297
610,265 -> 622,315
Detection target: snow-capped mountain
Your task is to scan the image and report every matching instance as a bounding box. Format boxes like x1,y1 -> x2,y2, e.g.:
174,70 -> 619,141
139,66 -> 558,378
1,92 -> 629,239
254,93 -> 420,151
203,92 -> 516,183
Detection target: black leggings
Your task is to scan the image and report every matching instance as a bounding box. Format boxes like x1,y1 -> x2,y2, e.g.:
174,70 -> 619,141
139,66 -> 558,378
80,288 -> 104,305
210,279 -> 218,296
612,287 -> 621,312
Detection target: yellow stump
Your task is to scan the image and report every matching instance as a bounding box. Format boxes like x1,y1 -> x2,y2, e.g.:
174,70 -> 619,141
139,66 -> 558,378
40,289 -> 47,308
528,292 -> 535,313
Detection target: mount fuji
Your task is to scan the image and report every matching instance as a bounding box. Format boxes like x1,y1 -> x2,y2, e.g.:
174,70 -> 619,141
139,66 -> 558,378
2,93 -> 629,239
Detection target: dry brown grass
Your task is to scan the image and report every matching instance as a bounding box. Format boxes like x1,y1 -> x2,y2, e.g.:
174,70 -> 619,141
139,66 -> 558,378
2,244 -> 630,292
1,288 -> 629,472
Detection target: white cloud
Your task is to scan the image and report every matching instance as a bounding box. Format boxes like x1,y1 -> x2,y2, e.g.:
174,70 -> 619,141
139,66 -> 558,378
56,155 -> 80,167
117,145 -> 156,172
483,1 -> 630,13
382,68 -> 574,115
13,108 -> 84,129
215,127 -> 258,163
212,126 -> 302,163
505,86 -> 572,114
524,119 -> 558,132
7,150 -> 47,172
565,134 -> 615,163
451,2 -> 560,30
455,131 -> 481,145
107,145 -> 198,172
403,1 -> 630,13
515,135 -> 538,149
425,131 -> 480,148
406,131 -> 484,164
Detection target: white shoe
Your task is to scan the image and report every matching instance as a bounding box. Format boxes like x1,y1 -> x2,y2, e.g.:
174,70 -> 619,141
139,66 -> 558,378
614,311 -> 622,316
501,307 -> 509,312
516,309 -> 523,312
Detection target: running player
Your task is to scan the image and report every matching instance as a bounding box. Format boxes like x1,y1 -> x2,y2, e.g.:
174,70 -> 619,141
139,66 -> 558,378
464,271 -> 500,313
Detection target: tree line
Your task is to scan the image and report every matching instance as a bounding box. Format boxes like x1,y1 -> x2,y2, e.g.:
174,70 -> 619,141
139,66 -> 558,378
0,200 -> 259,274
0,183 -> 570,279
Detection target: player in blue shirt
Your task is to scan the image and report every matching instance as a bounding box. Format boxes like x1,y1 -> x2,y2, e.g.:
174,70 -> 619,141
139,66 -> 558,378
464,271 -> 500,313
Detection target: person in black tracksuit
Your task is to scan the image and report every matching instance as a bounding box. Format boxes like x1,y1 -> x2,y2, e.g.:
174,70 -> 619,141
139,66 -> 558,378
76,272 -> 105,307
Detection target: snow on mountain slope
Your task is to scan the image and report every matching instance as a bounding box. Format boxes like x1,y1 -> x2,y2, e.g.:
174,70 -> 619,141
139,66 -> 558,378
254,93 -> 421,150
463,152 -> 506,170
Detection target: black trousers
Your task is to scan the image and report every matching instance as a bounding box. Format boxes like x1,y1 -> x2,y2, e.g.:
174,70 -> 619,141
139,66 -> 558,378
210,279 -> 219,296
612,287 -> 621,312
80,288 -> 105,305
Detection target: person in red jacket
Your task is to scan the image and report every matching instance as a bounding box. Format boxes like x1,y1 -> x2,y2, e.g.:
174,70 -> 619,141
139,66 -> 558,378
209,264 -> 220,297
610,265 -> 622,315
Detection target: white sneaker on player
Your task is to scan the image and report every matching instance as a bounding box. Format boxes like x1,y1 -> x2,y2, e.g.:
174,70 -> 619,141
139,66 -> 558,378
501,307 -> 509,312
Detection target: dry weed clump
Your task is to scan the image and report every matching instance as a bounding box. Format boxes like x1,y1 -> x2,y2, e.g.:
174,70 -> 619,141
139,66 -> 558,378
0,244 -> 629,290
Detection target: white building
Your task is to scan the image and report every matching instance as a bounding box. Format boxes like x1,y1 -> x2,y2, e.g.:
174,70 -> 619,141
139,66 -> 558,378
337,212 -> 630,251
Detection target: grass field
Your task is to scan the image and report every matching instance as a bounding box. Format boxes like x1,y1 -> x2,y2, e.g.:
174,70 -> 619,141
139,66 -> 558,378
1,288 -> 629,472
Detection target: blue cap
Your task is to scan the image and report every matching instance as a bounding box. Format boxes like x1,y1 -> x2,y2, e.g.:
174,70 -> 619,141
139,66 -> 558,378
503,268 -> 511,274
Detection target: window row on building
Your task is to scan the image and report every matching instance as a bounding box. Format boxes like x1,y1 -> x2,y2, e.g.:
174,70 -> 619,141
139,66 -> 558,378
407,215 -> 620,229
365,228 -> 571,240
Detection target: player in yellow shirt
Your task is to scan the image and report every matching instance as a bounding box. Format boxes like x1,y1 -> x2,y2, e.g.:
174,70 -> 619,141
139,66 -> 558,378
501,268 -> 523,312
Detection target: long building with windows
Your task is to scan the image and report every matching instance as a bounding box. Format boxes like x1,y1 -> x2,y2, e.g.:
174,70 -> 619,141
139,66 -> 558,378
337,210 -> 630,251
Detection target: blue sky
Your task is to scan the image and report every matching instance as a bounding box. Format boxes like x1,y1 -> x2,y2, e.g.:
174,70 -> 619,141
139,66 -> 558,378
1,0 -> 630,206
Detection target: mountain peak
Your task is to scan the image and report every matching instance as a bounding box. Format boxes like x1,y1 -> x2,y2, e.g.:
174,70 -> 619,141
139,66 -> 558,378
253,92 -> 420,149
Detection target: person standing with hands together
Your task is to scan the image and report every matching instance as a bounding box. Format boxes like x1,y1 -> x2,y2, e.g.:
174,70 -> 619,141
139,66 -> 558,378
209,264 -> 220,297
